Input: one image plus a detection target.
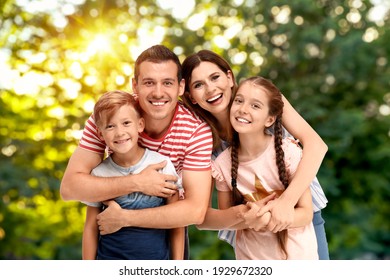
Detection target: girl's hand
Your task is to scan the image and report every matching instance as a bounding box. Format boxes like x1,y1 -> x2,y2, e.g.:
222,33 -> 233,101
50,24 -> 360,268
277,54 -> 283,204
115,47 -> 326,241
240,193 -> 275,231
242,202 -> 271,231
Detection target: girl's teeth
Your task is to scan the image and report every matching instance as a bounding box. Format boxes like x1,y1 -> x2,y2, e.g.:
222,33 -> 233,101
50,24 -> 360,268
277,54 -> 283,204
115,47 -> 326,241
237,117 -> 250,123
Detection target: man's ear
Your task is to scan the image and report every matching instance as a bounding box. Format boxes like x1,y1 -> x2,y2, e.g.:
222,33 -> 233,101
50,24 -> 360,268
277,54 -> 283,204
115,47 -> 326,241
178,78 -> 185,98
131,77 -> 137,94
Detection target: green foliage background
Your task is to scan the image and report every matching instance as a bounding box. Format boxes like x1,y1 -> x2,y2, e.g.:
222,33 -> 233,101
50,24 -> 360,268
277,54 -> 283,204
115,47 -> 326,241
1,0 -> 389,260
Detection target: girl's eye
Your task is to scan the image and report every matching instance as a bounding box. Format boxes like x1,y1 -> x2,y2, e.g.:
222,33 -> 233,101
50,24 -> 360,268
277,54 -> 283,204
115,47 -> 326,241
123,121 -> 132,126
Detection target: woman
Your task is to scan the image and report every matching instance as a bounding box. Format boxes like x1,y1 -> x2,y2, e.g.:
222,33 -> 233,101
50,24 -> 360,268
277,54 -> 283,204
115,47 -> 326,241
181,50 -> 329,259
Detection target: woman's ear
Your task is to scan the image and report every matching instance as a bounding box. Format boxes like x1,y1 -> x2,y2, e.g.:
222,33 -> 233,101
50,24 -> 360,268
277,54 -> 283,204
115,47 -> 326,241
227,70 -> 234,88
185,92 -> 197,104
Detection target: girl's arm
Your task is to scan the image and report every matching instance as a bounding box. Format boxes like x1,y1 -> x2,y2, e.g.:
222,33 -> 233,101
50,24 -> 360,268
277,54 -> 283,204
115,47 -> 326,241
82,206 -> 100,260
167,193 -> 185,260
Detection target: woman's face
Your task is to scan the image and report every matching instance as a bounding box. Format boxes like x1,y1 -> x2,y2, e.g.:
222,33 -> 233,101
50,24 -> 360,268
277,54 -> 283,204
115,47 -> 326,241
188,61 -> 234,118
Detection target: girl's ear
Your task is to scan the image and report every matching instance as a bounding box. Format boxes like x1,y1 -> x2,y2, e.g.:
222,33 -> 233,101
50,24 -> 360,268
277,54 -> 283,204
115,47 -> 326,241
265,115 -> 276,128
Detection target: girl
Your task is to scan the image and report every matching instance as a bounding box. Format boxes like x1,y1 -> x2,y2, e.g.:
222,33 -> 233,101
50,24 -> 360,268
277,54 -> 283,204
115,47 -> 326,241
181,50 -> 329,259
211,76 -> 318,259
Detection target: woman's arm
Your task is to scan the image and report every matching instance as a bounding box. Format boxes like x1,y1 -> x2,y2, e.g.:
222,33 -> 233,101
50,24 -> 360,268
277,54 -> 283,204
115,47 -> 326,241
167,193 -> 185,260
82,206 -> 100,260
260,96 -> 327,231
198,192 -> 275,231
280,95 -> 327,207
267,188 -> 313,233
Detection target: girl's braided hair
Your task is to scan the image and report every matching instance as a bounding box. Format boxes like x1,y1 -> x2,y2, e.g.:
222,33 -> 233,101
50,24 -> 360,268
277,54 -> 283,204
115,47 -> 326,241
230,76 -> 289,259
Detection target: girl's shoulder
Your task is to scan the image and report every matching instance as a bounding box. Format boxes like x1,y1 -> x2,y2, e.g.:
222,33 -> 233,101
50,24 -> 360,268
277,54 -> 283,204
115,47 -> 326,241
214,146 -> 232,164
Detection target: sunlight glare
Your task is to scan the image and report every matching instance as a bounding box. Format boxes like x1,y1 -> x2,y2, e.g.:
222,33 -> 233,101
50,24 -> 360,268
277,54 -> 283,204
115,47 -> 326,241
86,34 -> 111,56
156,0 -> 195,20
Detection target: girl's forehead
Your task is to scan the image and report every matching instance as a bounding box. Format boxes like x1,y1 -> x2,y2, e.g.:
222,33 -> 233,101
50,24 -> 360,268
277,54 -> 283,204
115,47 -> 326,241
237,83 -> 268,97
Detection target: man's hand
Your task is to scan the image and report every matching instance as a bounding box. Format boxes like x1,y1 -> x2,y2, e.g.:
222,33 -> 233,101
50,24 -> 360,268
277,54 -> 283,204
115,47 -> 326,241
135,161 -> 178,197
97,200 -> 126,235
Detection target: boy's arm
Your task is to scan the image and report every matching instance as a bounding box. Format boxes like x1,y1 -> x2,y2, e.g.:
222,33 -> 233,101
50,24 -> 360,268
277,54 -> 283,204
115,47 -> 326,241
97,169 -> 212,234
60,147 -> 178,202
82,206 -> 100,260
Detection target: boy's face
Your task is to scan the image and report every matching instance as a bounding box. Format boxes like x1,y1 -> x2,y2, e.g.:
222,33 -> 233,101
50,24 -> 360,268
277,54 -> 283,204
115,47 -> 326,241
132,60 -> 185,123
98,104 -> 145,155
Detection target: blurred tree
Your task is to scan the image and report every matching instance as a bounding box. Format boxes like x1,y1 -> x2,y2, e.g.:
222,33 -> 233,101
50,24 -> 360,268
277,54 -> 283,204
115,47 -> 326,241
0,0 -> 389,259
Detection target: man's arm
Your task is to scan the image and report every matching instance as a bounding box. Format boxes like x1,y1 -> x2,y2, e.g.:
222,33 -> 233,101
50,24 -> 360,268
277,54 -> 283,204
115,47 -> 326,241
97,169 -> 212,233
60,147 -> 178,202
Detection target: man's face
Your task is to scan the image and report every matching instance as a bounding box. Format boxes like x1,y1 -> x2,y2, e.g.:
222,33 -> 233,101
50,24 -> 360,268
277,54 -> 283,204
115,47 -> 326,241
132,60 -> 184,122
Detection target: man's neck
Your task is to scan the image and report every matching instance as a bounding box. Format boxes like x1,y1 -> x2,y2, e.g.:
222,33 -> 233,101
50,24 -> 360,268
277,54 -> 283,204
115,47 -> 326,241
143,113 -> 175,139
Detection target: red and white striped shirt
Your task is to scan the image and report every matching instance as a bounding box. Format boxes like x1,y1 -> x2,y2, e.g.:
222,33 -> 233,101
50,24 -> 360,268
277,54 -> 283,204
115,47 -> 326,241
79,103 -> 213,175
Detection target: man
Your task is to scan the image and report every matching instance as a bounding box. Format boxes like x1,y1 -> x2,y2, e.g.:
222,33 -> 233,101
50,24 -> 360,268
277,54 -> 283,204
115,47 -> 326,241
60,45 -> 213,258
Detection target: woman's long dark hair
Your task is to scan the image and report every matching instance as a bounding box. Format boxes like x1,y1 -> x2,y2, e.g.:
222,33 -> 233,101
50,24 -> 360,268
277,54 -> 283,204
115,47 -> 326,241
230,76 -> 289,259
181,50 -> 237,150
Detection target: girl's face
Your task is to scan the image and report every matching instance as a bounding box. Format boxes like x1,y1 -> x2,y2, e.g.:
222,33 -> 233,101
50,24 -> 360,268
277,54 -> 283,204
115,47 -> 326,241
230,82 -> 275,134
188,61 -> 234,118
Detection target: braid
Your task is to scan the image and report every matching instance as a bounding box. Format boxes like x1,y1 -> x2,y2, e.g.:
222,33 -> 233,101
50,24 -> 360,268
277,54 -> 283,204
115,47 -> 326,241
273,116 -> 289,189
237,76 -> 290,259
231,132 -> 244,205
